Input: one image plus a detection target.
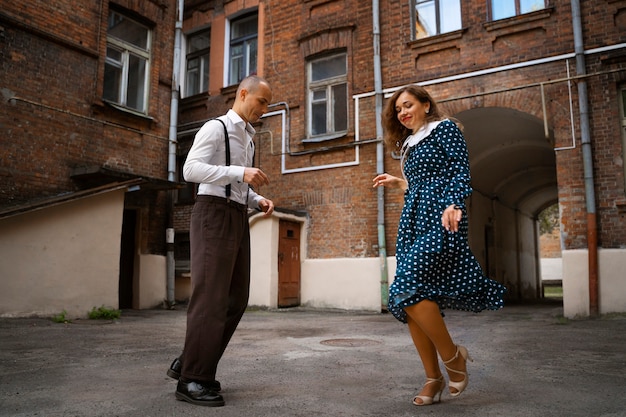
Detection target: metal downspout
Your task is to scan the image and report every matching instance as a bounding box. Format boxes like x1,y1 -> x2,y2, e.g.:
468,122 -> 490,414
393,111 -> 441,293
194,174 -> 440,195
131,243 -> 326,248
571,0 -> 599,315
372,0 -> 388,309
166,0 -> 184,308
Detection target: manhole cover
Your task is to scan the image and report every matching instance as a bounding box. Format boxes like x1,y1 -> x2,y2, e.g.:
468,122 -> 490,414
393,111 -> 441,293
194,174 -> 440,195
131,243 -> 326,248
319,338 -> 382,347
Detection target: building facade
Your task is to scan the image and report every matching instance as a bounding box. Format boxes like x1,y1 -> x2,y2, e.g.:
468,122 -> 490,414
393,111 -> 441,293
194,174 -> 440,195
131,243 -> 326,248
2,0 -> 625,318
1,0 -> 178,317
176,0 -> 626,317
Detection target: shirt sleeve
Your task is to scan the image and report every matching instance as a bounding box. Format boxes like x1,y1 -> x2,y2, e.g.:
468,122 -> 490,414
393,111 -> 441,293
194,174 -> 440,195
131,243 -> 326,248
183,120 -> 246,185
246,187 -> 265,209
439,120 -> 473,208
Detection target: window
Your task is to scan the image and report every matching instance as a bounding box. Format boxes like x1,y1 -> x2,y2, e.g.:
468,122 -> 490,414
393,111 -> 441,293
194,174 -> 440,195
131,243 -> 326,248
413,0 -> 462,39
491,0 -> 546,20
307,53 -> 348,140
229,13 -> 258,86
103,10 -> 151,113
185,30 -> 210,97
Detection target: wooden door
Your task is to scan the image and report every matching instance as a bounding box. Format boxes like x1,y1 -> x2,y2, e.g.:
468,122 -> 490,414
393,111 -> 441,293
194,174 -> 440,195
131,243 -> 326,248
278,220 -> 301,307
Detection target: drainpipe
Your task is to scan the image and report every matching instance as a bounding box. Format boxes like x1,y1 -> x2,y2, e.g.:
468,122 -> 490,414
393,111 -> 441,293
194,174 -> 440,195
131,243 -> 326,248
571,0 -> 599,316
372,0 -> 388,309
166,0 -> 184,308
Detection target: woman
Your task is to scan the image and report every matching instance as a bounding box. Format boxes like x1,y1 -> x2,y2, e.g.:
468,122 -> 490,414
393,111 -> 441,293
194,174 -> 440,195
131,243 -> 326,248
373,85 -> 506,406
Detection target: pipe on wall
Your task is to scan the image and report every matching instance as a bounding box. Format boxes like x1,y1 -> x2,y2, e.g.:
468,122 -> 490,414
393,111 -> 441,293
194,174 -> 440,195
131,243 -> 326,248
571,0 -> 599,315
165,0 -> 184,308
372,0 -> 389,310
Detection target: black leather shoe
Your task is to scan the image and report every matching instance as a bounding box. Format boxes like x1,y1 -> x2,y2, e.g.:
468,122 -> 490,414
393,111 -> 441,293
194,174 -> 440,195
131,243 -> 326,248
175,380 -> 225,407
167,357 -> 221,392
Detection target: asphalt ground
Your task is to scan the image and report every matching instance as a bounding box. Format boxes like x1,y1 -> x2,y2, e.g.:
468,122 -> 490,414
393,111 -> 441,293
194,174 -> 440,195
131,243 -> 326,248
1,301 -> 625,417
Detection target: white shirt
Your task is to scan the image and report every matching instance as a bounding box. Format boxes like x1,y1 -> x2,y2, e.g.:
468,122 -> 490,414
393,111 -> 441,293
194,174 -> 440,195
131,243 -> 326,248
183,109 -> 264,208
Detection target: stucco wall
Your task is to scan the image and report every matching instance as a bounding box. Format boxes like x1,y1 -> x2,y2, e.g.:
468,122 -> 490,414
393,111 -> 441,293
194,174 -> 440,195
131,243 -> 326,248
137,254 -> 167,309
249,215 -> 279,308
0,191 -> 125,318
562,249 -> 626,318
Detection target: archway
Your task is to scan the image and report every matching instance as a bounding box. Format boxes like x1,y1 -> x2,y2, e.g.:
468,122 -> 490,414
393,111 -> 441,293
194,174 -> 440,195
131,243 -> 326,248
455,107 -> 558,302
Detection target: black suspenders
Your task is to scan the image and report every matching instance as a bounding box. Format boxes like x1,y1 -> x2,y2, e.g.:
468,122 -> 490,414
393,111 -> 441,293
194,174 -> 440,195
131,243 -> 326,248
213,118 -> 231,199
213,117 -> 252,205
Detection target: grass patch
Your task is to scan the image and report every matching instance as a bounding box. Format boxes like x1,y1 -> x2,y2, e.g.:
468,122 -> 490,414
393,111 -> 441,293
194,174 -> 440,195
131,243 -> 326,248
52,310 -> 70,324
543,285 -> 563,298
88,306 -> 121,320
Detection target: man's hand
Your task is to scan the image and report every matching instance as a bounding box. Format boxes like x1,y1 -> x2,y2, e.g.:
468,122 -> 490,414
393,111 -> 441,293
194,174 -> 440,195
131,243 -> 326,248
243,167 -> 270,188
258,198 -> 274,216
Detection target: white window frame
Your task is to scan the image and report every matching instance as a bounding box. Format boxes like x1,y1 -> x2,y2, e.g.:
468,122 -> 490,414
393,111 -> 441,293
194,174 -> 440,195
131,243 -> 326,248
490,0 -> 546,21
306,53 -> 348,141
226,13 -> 258,86
103,11 -> 151,114
184,29 -> 211,97
411,0 -> 462,40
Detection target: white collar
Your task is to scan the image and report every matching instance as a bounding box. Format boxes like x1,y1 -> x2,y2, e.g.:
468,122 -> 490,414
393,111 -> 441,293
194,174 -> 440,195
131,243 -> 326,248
400,120 -> 444,177
403,120 -> 442,151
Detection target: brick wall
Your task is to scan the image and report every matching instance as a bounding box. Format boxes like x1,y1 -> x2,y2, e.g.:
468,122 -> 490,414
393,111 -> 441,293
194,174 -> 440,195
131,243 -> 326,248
176,0 -> 626,261
1,0 -> 177,255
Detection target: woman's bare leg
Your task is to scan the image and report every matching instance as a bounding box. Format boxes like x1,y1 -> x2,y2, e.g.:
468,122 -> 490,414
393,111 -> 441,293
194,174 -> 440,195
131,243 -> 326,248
406,314 -> 444,402
407,315 -> 441,377
404,300 -> 468,391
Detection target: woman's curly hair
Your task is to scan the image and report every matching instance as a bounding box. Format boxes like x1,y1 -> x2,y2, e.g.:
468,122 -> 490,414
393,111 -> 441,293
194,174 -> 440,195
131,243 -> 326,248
382,85 -> 447,151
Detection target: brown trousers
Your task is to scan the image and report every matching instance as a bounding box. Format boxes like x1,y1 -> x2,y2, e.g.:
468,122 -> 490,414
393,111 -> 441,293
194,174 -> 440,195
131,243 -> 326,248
181,195 -> 250,383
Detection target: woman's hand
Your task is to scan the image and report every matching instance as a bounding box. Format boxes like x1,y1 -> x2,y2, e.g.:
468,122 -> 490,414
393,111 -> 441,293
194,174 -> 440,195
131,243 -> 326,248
442,204 -> 462,232
373,173 -> 408,191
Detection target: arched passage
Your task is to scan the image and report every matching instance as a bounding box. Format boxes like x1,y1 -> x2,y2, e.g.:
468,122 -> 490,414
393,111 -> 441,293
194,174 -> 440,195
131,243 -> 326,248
455,107 -> 558,302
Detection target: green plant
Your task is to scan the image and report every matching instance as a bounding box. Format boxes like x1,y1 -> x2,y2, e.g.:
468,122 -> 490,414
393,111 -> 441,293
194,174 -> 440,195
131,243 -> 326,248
538,204 -> 559,235
88,305 -> 121,320
52,310 -> 70,323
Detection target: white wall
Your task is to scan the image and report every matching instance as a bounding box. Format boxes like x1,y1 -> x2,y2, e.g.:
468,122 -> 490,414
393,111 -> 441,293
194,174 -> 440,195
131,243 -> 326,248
301,257 -> 389,312
467,193 -> 538,300
249,215 -> 279,308
249,195 -> 544,311
249,212 -> 396,312
137,254 -> 167,309
562,248 -> 626,318
518,214 -> 540,299
0,191 -> 126,318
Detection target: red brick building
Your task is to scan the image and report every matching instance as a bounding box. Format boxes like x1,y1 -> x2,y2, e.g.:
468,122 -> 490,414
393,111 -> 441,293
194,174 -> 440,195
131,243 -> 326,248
175,0 -> 626,317
2,0 -> 625,318
1,1 -> 178,316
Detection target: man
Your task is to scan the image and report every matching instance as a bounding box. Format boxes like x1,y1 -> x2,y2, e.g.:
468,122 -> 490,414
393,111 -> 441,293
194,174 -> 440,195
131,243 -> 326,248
170,75 -> 274,407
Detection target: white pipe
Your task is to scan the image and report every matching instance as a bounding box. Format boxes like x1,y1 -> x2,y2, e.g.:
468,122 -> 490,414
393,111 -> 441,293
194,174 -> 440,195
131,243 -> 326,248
261,107 -> 361,175
168,0 -> 183,182
372,0 -> 388,309
390,43 -> 626,94
166,0 -> 184,307
350,43 -> 626,101
554,59 -> 577,151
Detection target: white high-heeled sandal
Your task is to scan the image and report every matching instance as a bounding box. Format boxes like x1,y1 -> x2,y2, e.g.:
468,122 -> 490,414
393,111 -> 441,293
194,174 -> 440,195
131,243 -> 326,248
412,376 -> 445,406
443,345 -> 473,397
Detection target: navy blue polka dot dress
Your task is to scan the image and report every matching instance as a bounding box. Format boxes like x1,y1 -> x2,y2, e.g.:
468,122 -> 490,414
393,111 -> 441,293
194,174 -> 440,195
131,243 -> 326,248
388,119 -> 506,323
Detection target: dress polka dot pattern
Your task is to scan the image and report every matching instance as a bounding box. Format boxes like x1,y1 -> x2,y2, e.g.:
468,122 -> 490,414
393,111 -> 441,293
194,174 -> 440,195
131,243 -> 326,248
388,120 -> 506,323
